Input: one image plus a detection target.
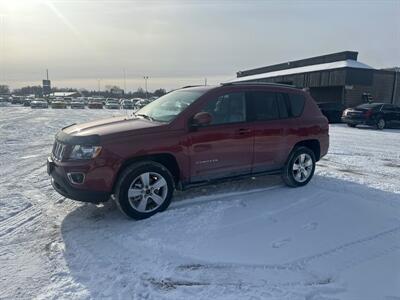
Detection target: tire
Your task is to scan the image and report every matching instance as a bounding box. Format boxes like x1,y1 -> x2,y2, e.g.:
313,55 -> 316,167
282,146 -> 316,187
115,161 -> 174,220
347,123 -> 356,128
376,118 -> 385,130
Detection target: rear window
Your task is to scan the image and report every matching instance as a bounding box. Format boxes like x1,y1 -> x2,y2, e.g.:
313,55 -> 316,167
288,93 -> 306,117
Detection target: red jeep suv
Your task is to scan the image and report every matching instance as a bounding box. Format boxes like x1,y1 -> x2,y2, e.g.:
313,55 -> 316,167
47,83 -> 329,219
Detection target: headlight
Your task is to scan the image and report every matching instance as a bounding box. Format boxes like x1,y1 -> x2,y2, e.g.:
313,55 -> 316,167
69,145 -> 102,160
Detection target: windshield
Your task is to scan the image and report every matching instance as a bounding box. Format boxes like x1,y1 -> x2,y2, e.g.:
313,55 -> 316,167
134,89 -> 205,122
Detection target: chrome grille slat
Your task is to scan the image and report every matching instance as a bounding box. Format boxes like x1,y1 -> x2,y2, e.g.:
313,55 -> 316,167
52,141 -> 66,161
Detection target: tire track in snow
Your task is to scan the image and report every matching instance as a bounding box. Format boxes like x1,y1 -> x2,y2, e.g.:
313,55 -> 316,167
0,206 -> 41,238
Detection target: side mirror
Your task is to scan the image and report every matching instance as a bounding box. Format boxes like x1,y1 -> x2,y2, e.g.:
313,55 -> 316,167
191,112 -> 212,127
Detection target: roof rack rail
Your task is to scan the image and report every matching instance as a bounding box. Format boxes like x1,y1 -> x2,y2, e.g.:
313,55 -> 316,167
220,81 -> 297,88
181,85 -> 205,89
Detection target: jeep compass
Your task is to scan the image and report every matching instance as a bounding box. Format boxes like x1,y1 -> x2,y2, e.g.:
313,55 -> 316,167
47,83 -> 329,219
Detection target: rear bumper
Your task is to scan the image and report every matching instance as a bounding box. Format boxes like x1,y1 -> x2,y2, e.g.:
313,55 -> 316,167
47,157 -> 110,203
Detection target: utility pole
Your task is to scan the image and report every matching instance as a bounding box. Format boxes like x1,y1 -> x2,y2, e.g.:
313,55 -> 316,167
97,79 -> 101,94
123,68 -> 126,93
204,77 -> 207,86
0,14 -> 5,84
143,76 -> 149,99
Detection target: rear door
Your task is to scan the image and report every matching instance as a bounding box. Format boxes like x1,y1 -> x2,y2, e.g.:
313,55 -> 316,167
382,104 -> 400,126
188,92 -> 254,182
247,90 -> 293,173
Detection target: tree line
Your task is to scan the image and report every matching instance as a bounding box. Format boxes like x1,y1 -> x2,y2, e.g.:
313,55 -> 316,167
0,84 -> 167,99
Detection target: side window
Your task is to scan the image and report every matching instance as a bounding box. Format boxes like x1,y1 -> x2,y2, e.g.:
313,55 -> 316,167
249,91 -> 280,121
383,104 -> 394,111
202,92 -> 246,125
288,93 -> 306,117
277,93 -> 289,118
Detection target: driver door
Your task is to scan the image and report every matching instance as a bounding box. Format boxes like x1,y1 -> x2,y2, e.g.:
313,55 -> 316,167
188,92 -> 254,182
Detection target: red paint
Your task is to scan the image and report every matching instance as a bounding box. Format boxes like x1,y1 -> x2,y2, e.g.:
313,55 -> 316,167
51,84 -> 329,196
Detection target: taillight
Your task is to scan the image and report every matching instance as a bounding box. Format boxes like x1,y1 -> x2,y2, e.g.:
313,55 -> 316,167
364,109 -> 373,118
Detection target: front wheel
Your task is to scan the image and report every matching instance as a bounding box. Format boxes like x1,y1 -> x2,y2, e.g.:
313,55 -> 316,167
115,161 -> 174,220
376,118 -> 385,130
282,147 -> 316,187
347,123 -> 356,128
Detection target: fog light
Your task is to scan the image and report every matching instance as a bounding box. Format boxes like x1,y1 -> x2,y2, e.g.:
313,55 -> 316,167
67,172 -> 85,184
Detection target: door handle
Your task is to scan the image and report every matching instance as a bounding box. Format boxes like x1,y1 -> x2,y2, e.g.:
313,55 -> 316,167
236,128 -> 252,135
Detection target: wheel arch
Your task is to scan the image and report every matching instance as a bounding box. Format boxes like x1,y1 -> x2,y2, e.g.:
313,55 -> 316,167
291,139 -> 321,161
112,153 -> 180,193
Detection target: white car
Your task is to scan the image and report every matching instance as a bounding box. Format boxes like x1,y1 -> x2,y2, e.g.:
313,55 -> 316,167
30,99 -> 48,109
105,99 -> 120,109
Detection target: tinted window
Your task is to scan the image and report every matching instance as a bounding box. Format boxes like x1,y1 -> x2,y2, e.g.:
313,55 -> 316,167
382,104 -> 395,111
202,92 -> 246,125
249,91 -> 280,121
288,93 -> 306,117
277,93 -> 289,118
356,103 -> 382,110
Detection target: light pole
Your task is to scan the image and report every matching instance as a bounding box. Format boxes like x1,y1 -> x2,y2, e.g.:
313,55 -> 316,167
123,69 -> 126,93
143,76 -> 149,99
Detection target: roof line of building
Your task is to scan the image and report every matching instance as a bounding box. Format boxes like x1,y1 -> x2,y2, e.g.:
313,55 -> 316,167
237,51 -> 359,78
229,59 -> 373,83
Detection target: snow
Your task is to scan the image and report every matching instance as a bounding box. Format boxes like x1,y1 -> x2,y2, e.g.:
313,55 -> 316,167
0,106 -> 399,300
230,59 -> 373,83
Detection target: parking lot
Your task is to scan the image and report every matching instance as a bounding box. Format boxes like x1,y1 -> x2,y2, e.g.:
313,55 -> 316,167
0,106 -> 399,300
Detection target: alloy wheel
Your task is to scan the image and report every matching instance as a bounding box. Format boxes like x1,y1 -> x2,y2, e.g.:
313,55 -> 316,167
292,153 -> 313,183
128,172 -> 168,213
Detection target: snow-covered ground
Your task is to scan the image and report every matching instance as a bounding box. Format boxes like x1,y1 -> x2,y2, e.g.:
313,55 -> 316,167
0,106 -> 399,300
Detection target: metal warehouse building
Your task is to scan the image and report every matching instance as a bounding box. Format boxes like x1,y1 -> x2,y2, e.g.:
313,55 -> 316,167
232,51 -> 399,107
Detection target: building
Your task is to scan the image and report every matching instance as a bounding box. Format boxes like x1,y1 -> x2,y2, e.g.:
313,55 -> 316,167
49,91 -> 80,98
232,51 -> 399,107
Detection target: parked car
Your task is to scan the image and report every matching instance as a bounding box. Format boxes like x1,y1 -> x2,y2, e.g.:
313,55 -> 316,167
317,102 -> 345,123
88,98 -> 103,109
121,99 -> 135,109
30,99 -> 48,109
105,98 -> 120,109
11,96 -> 24,104
0,96 -> 8,103
70,99 -> 85,109
63,97 -> 73,106
51,100 -> 67,109
342,102 -> 400,129
23,98 -> 32,106
47,83 -> 329,220
134,98 -> 151,109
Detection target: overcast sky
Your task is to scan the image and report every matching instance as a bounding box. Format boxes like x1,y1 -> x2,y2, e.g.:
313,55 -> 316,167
0,0 -> 399,91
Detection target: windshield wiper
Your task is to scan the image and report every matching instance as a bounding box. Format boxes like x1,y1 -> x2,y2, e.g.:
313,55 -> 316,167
135,113 -> 154,122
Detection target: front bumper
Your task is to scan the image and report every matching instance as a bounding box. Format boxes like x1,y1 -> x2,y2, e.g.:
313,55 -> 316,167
47,157 -> 110,203
341,117 -> 375,126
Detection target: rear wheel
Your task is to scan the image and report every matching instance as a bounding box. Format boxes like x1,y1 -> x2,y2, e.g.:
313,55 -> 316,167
115,161 -> 174,220
282,147 -> 316,187
376,118 -> 385,130
347,123 -> 356,128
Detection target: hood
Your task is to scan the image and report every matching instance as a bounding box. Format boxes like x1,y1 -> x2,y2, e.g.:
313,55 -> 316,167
60,116 -> 166,143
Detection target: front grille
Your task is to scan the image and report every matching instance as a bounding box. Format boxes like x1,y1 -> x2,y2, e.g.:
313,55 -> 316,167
52,141 -> 66,161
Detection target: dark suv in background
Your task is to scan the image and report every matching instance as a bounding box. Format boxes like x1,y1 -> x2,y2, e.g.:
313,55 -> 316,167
342,103 -> 400,129
47,83 -> 329,219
